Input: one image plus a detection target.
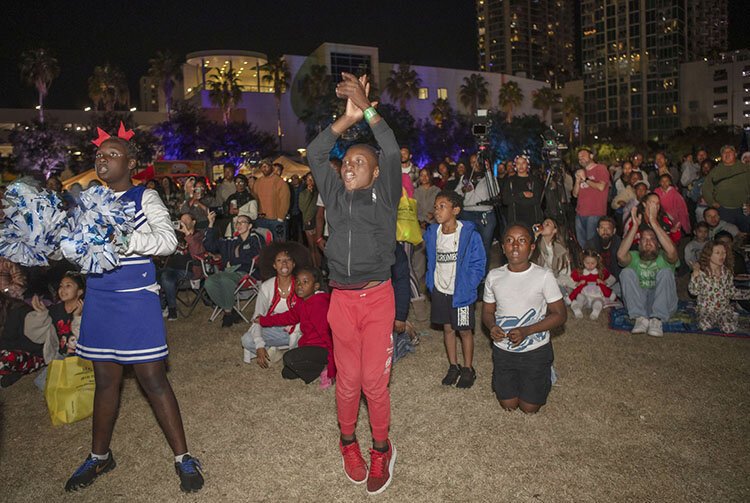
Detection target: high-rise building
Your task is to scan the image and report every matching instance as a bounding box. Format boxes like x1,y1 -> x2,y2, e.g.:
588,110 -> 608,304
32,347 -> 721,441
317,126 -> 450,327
476,0 -> 577,85
581,0 -> 728,142
686,0 -> 728,60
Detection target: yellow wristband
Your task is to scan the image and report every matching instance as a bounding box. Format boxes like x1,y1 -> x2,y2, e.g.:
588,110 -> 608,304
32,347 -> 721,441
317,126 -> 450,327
363,107 -> 378,123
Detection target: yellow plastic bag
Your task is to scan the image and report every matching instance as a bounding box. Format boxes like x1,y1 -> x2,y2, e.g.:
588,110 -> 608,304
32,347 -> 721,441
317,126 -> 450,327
396,189 -> 423,245
44,356 -> 95,426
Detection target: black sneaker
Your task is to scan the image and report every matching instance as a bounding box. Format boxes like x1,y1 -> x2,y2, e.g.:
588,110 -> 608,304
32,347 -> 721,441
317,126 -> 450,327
456,367 -> 477,389
0,372 -> 23,388
175,454 -> 204,493
65,451 -> 116,491
221,312 -> 235,328
441,364 -> 462,386
167,308 -> 178,321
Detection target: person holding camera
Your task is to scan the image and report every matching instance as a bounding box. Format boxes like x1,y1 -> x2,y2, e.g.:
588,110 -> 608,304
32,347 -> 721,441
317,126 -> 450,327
455,153 -> 497,271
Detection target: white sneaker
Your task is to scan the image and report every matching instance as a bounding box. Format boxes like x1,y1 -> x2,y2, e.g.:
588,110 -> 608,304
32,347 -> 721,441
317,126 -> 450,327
243,348 -> 252,364
647,318 -> 664,337
266,347 -> 286,364
631,317 -> 649,334
162,306 -> 169,318
572,307 -> 583,319
590,307 -> 602,320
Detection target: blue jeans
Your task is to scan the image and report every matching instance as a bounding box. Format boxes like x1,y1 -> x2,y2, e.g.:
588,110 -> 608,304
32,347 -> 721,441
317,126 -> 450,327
160,267 -> 192,309
241,325 -> 292,357
255,218 -> 287,241
620,268 -> 678,321
460,210 -> 496,272
575,215 -> 601,246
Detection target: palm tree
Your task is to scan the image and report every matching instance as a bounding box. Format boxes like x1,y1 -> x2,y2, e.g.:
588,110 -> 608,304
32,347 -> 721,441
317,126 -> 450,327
430,99 -> 453,128
385,63 -> 422,110
147,50 -> 183,115
88,64 -> 129,112
497,81 -> 524,123
458,73 -> 489,116
532,87 -> 560,124
207,68 -> 244,125
562,95 -> 583,143
19,48 -> 60,123
260,56 -> 291,151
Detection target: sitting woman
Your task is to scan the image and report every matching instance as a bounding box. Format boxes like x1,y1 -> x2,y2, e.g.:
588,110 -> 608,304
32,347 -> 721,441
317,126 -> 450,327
531,218 -> 576,294
241,244 -> 311,367
159,213 -> 207,321
623,192 -> 681,248
204,210 -> 265,327
688,239 -> 750,333
0,272 -> 85,388
180,178 -> 217,228
257,266 -> 335,389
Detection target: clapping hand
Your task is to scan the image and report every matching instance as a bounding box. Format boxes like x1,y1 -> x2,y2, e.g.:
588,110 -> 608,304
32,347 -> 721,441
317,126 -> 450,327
630,206 -> 643,227
336,73 -> 377,121
207,210 -> 217,227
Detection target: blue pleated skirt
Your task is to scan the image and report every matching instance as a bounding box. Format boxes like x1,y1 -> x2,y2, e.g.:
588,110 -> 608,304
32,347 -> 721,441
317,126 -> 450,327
76,261 -> 168,364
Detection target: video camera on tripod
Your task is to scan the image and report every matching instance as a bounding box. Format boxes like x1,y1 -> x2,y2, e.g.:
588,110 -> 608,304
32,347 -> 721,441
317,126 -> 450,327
472,109 -> 492,148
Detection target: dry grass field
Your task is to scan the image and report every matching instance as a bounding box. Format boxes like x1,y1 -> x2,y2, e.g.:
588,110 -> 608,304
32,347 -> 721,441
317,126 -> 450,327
1,284 -> 749,502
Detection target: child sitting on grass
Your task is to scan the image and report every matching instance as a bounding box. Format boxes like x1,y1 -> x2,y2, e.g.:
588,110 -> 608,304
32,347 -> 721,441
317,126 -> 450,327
684,221 -> 709,267
425,190 -> 486,388
566,249 -> 617,320
688,240 -> 750,333
482,224 -> 567,413
258,267 -> 335,389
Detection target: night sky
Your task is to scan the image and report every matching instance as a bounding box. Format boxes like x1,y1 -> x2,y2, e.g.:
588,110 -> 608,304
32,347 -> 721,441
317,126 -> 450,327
3,0 -> 749,110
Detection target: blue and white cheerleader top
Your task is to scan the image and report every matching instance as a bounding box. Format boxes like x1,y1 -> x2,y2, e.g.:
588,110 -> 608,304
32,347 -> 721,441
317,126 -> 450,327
76,186 -> 178,364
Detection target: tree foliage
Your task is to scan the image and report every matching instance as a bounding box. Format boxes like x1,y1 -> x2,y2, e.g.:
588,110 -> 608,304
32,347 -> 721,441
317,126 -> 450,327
532,87 -> 560,124
385,63 -> 422,110
88,64 -> 129,112
19,48 -> 60,123
207,68 -> 244,125
497,81 -> 523,123
9,121 -> 70,178
458,73 -> 489,116
147,50 -> 183,114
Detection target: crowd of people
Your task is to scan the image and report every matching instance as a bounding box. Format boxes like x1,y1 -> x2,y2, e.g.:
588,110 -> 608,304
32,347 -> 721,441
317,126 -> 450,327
1,75 -> 749,496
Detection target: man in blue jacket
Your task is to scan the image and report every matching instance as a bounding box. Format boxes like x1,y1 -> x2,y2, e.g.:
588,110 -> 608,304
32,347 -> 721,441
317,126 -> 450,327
425,190 -> 486,388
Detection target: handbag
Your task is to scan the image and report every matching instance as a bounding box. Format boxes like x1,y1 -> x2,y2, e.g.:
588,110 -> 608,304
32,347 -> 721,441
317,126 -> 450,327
44,356 -> 95,426
396,188 -> 423,245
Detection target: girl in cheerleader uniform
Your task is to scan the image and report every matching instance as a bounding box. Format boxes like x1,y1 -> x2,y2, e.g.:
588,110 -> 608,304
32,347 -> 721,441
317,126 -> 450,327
65,124 -> 204,494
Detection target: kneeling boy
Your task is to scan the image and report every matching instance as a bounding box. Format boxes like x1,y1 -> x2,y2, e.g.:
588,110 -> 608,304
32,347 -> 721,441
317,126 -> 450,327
482,224 -> 567,413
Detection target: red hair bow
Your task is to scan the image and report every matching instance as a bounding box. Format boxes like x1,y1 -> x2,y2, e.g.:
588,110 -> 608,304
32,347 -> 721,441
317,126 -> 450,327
91,121 -> 135,146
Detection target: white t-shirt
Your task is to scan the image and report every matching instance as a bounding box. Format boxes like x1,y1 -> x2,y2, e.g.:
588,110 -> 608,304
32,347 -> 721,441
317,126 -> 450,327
483,263 -> 563,353
434,222 -> 462,295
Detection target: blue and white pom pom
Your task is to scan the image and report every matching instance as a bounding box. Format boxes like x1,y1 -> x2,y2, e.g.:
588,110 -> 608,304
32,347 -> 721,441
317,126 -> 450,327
0,180 -> 69,266
60,185 -> 136,274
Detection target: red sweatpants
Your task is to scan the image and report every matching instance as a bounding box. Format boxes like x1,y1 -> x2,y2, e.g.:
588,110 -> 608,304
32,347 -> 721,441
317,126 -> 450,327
328,280 -> 395,443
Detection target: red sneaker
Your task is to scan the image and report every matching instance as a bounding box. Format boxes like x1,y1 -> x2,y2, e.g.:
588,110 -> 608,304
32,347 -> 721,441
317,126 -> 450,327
339,440 -> 367,484
367,440 -> 397,495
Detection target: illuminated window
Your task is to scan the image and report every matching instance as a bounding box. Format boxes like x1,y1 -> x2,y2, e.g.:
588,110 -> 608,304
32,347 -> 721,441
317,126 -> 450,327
418,88 -> 429,100
437,88 -> 448,99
